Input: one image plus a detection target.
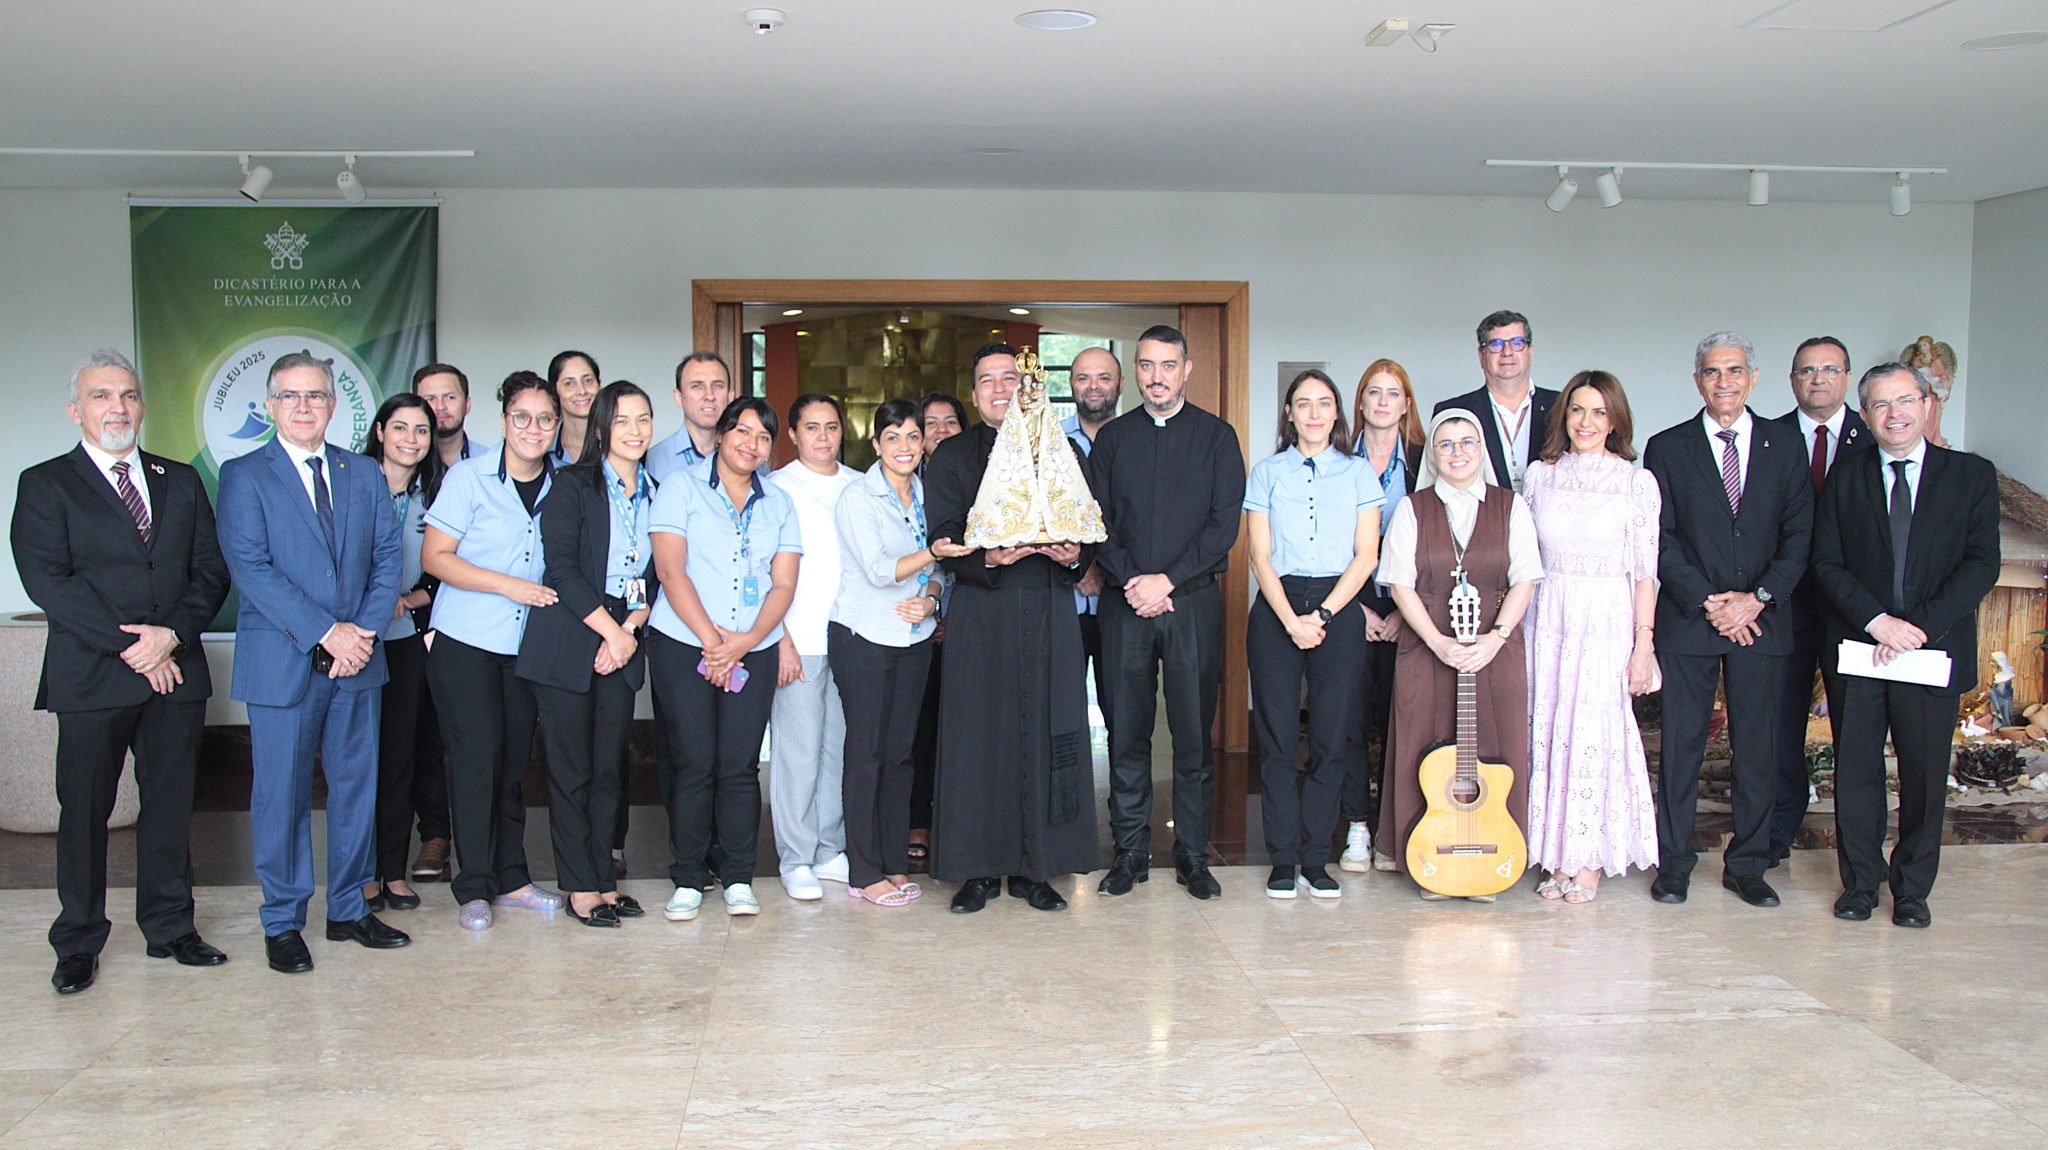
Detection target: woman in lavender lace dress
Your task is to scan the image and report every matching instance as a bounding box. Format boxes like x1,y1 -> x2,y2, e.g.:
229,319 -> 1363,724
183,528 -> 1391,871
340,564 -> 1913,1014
1522,372 -> 1662,903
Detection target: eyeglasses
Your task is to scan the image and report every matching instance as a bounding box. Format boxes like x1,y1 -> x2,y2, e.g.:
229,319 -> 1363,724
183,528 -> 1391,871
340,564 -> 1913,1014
271,390 -> 334,408
508,411 -> 560,431
1793,365 -> 1847,380
1434,437 -> 1482,455
1864,394 -> 1924,416
1480,337 -> 1530,354
1698,366 -> 1751,383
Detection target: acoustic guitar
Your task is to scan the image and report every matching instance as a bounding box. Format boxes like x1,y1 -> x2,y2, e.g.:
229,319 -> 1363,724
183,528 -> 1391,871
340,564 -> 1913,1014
1405,567 -> 1528,897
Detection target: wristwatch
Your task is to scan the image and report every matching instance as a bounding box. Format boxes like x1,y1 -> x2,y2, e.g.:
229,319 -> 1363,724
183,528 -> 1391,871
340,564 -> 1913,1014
1752,586 -> 1774,608
1314,606 -> 1334,625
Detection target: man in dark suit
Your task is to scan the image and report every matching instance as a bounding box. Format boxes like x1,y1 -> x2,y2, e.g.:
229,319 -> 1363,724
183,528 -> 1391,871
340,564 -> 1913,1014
1813,363 -> 1998,928
1643,331 -> 1813,908
11,350 -> 232,995
217,352 -> 408,973
1433,309 -> 1558,492
1764,336 -> 1871,861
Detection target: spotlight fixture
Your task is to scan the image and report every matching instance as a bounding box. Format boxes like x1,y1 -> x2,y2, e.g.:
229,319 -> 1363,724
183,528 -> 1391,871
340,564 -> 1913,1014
1595,167 -> 1624,208
1890,172 -> 1912,217
1364,18 -> 1455,51
1015,9 -> 1097,31
336,154 -> 366,203
781,308 -> 804,316
1009,307 -> 1032,315
1747,169 -> 1769,207
238,155 -> 274,202
1544,166 -> 1578,212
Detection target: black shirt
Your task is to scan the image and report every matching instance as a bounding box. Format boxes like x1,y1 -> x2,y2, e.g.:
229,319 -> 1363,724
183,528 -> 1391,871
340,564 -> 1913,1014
1089,400 -> 1245,588
513,474 -> 545,516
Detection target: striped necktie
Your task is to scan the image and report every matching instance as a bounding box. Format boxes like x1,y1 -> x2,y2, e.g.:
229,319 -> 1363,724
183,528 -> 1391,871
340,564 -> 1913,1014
1716,429 -> 1742,516
111,460 -> 153,544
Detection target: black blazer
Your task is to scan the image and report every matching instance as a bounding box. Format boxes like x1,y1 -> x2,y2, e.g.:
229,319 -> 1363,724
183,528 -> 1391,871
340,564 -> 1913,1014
1643,410 -> 1814,658
1811,444 -> 2000,693
1434,385 -> 1559,490
515,462 -> 653,693
10,446 -> 229,711
1772,408 -> 1872,644
927,422 -> 1090,591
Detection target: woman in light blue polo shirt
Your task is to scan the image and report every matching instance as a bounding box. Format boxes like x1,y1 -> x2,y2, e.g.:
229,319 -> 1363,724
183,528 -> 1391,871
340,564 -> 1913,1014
1245,369 -> 1384,901
421,371 -> 564,932
646,396 -> 802,921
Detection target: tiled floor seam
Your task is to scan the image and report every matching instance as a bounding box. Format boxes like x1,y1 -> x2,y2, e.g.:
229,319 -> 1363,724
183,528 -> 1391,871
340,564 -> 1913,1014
0,1071 -> 81,1141
1829,1001 -> 2048,1139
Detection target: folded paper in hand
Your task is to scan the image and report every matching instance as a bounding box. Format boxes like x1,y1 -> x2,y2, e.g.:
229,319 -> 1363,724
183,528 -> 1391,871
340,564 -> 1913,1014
1837,640 -> 1951,688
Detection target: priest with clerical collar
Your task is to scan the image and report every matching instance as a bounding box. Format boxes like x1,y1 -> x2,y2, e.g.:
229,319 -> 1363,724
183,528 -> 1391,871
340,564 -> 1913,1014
923,342 -> 1100,913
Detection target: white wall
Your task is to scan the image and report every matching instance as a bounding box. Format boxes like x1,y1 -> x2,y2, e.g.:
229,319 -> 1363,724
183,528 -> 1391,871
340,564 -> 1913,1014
2,185 -> 1977,611
1968,186 -> 2048,495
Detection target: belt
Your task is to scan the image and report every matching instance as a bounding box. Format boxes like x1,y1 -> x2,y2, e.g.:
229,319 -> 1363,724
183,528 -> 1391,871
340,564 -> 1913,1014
1173,573 -> 1219,596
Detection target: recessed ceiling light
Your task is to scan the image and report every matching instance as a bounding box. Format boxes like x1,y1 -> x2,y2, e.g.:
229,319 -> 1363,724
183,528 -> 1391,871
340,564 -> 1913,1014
1015,9 -> 1097,31
1962,31 -> 2048,50
1009,307 -> 1031,316
969,147 -> 1022,157
781,308 -> 803,316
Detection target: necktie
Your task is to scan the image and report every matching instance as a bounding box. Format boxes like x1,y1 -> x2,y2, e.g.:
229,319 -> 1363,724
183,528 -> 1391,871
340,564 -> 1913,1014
1716,429 -> 1742,516
111,460 -> 152,544
305,455 -> 338,557
1810,425 -> 1829,492
1889,459 -> 1912,610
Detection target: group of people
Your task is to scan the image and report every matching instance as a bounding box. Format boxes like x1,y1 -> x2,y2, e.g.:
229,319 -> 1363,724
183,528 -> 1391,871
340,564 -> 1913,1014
16,306 -> 1998,996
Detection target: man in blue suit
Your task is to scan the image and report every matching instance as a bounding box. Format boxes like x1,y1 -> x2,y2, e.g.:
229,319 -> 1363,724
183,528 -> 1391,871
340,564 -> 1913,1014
217,352 -> 409,972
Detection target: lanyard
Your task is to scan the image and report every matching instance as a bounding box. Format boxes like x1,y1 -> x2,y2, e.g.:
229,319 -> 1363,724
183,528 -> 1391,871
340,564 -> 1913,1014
606,467 -> 650,566
391,487 -> 411,523
899,484 -> 930,632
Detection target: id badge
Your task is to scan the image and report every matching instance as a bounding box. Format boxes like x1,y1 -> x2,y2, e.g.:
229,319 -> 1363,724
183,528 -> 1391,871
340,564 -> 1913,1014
625,578 -> 647,611
742,573 -> 761,606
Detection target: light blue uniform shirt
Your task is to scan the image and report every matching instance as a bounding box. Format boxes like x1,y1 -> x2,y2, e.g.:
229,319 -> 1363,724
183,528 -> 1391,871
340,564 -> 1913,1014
382,479 -> 429,642
645,429 -> 709,485
1361,437 -> 1410,595
602,460 -> 654,598
1243,445 -> 1385,579
1060,413 -> 1099,617
425,446 -> 553,655
647,465 -> 803,652
832,461 -> 940,648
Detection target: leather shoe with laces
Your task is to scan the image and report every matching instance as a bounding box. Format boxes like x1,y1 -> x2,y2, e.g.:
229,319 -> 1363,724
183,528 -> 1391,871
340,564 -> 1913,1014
949,876 -> 1001,914
325,913 -> 411,949
1007,876 -> 1067,911
1833,890 -> 1878,921
52,953 -> 97,995
1649,874 -> 1689,904
1892,895 -> 1931,928
1175,857 -> 1222,900
266,930 -> 314,974
1722,872 -> 1781,908
1097,851 -> 1149,896
145,932 -> 228,966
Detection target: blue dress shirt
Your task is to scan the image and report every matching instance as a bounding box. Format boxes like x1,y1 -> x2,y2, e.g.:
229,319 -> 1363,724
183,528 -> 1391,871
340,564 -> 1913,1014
383,479 -> 429,642
602,460 -> 654,598
425,446 -> 552,655
645,429 -> 709,485
1243,445 -> 1385,578
647,464 -> 803,652
1060,413 -> 1099,616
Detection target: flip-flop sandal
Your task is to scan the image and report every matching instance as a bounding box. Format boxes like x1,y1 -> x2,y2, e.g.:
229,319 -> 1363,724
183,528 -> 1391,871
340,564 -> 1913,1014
1536,877 -> 1568,900
906,842 -> 931,862
1563,880 -> 1598,904
849,885 -> 915,907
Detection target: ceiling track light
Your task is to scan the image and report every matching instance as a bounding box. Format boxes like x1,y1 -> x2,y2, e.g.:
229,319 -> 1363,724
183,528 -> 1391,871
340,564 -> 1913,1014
1748,169 -> 1769,207
1545,165 -> 1578,212
238,154 -> 273,202
1891,173 -> 1912,217
335,153 -> 366,203
1595,167 -> 1624,208
1364,18 -> 1456,51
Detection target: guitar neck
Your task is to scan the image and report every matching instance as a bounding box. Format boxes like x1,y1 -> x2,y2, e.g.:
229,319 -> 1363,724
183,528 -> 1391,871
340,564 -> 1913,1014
1457,667 -> 1478,784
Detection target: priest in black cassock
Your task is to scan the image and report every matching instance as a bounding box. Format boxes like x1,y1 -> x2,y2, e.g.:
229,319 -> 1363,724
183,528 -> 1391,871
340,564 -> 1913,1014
924,343 -> 1101,913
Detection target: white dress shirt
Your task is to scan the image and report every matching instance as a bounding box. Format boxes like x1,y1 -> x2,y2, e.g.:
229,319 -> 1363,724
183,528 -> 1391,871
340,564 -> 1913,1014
78,439 -> 152,521
1377,477 -> 1544,589
1700,409 -> 1754,498
278,436 -> 327,509
1491,390 -> 1535,491
1795,406 -> 1849,476
1866,438 -> 1929,634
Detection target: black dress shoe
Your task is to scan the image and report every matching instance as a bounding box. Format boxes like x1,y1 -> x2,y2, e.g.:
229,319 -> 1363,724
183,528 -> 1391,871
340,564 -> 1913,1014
266,930 -> 314,974
1097,851 -> 1149,896
609,894 -> 645,918
1722,872 -> 1781,908
570,902 -> 621,928
1833,890 -> 1878,921
380,887 -> 422,911
365,889 -> 386,912
325,913 -> 411,949
1175,858 -> 1222,900
1766,843 -> 1791,870
52,953 -> 98,995
1649,875 -> 1689,904
1892,895 -> 1931,928
145,932 -> 228,966
1007,876 -> 1067,911
949,876 -> 1001,914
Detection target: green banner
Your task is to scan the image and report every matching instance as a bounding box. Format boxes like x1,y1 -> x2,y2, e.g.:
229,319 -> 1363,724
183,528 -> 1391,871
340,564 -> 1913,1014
130,203 -> 438,481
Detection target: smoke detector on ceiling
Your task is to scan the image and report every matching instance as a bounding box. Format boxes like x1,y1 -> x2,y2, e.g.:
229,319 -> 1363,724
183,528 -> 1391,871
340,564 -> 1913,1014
743,8 -> 785,34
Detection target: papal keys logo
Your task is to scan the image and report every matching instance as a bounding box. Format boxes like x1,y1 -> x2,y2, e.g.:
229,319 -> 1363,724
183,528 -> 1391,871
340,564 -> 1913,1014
197,332 -> 379,470
264,222 -> 309,270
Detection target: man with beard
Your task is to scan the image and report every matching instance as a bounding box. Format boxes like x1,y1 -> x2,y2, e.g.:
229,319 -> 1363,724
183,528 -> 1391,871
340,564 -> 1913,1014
925,343 -> 1099,913
415,362 -> 488,470
1060,346 -> 1119,731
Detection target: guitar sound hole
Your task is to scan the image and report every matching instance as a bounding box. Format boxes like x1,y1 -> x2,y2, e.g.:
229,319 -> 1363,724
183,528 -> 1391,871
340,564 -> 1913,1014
1450,779 -> 1481,805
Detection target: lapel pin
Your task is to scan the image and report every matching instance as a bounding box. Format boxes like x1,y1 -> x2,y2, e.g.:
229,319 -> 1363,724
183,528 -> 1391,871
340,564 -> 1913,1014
1761,439 -> 1770,449
149,463 -> 165,475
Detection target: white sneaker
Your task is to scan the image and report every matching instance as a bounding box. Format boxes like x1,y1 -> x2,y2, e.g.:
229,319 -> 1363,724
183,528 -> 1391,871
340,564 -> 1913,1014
664,886 -> 703,921
723,883 -> 761,916
813,852 -> 850,884
780,865 -> 824,901
1339,822 -> 1373,872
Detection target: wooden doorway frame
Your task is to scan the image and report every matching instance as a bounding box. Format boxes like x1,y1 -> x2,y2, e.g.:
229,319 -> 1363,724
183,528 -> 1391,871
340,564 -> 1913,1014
693,278 -> 1254,837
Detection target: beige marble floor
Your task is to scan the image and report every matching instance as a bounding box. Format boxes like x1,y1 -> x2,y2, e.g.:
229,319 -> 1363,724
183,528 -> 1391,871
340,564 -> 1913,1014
3,846 -> 2045,1149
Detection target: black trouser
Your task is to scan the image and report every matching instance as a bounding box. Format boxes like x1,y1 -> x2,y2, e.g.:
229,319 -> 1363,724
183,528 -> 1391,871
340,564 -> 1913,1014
829,623 -> 933,888
49,699 -> 204,958
1834,677 -> 1957,900
1656,648 -> 1784,881
909,640 -> 943,834
1769,636 -> 1843,851
532,666 -> 636,896
1340,591 -> 1396,825
426,634 -> 538,906
1249,577 -> 1365,867
1101,580 -> 1223,862
374,634 -> 442,882
649,630 -> 775,889
1078,609 -> 1108,722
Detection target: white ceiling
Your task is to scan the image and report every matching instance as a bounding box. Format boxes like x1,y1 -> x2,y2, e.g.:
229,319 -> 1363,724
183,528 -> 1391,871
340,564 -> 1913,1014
4,1 -> 2046,203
